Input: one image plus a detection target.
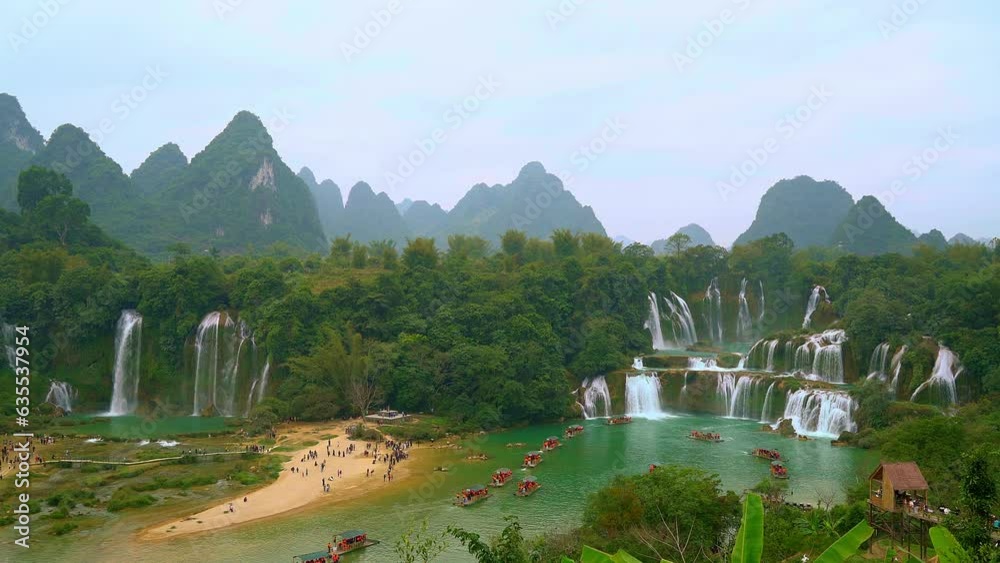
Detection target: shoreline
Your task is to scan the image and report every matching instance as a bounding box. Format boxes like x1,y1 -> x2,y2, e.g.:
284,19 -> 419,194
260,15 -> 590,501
140,420 -> 420,541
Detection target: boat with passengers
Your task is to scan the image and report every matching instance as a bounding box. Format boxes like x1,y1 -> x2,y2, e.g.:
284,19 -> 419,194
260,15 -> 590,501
515,475 -> 541,497
522,451 -> 544,468
564,424 -> 584,438
688,430 -> 722,443
607,415 -> 633,425
770,462 -> 789,480
293,530 -> 379,562
454,485 -> 490,506
491,468 -> 513,487
542,436 -> 561,451
751,448 -> 782,461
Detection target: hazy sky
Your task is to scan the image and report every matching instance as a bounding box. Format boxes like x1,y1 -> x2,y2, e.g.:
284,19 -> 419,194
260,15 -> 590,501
3,0 -> 997,245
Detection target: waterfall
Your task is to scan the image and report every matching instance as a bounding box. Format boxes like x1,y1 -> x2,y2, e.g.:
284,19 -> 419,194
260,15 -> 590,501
680,371 -> 690,404
643,292 -> 668,351
866,343 -> 891,382
688,357 -> 718,370
888,345 -> 907,398
749,338 -> 779,371
910,345 -> 962,406
664,292 -> 698,346
108,310 -> 143,416
760,381 -> 776,423
765,340 -> 779,371
257,357 -> 271,402
802,285 -> 830,329
703,278 -> 723,343
582,376 -> 612,419
193,312 -> 223,415
626,374 -> 667,419
45,381 -> 75,412
737,278 -> 752,341
757,280 -> 765,323
720,375 -> 763,419
784,341 -> 794,372
2,321 -> 16,368
632,357 -> 644,370
246,357 -> 272,415
777,389 -> 856,438
793,330 -> 847,383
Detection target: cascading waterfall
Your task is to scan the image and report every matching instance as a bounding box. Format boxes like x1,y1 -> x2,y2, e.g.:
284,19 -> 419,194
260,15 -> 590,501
663,292 -> 698,346
748,338 -> 780,371
888,345 -> 907,397
108,310 -> 143,416
910,345 -> 962,406
784,341 -> 794,372
257,358 -> 271,402
866,343 -> 891,382
643,292 -> 668,350
793,329 -> 847,383
777,389 -> 856,438
582,376 -> 612,419
737,278 -> 753,341
688,357 -> 718,370
680,371 -> 690,404
193,312 -> 225,415
703,278 -> 723,343
719,375 -> 764,419
192,312 -> 269,417
765,340 -> 779,371
45,381 -> 75,412
625,374 -> 667,419
2,321 -> 16,368
757,280 -> 765,324
760,381 -> 776,423
632,357 -> 644,370
802,285 -> 830,329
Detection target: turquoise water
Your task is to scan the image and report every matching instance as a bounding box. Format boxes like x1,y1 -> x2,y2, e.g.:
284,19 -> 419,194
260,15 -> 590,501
20,414 -> 875,562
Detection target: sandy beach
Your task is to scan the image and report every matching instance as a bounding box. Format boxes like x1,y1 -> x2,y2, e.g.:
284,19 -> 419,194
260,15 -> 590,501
142,420 -> 417,540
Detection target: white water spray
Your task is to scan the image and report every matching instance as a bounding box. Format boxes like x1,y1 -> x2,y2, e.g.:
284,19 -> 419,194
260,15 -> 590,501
582,376 -> 612,419
910,345 -> 962,406
802,285 -> 830,329
108,310 -> 143,416
703,278 -> 723,343
626,374 -> 667,419
46,381 -> 75,412
643,292 -> 668,351
737,278 -> 752,341
777,389 -> 856,438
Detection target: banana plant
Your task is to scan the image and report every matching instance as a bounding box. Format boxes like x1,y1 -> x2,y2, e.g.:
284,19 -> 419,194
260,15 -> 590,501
814,520 -> 874,563
929,526 -> 973,563
732,493 -> 765,563
567,545 -> 672,563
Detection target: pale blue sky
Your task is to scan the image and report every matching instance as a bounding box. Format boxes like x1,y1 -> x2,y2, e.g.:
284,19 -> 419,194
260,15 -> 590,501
2,0 -> 997,244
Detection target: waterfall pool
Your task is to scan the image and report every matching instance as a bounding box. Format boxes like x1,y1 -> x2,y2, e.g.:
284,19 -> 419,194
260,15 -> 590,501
53,415 -> 231,439
20,414 -> 875,562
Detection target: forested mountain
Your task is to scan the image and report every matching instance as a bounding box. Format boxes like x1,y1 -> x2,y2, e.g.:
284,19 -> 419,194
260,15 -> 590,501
916,229 -> 948,251
0,93 -> 45,210
445,162 -> 606,242
651,223 -> 715,254
829,195 -> 917,256
735,176 -> 855,248
131,142 -> 188,195
147,111 -> 326,255
298,166 -> 343,241
950,232 -> 977,246
403,200 -> 448,237
338,181 -> 409,243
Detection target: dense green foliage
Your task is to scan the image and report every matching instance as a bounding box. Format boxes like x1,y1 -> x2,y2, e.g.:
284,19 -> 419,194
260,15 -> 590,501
830,196 -> 918,256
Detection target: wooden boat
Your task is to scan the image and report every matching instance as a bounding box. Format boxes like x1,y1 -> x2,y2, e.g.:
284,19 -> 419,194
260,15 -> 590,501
515,475 -> 541,497
522,451 -> 544,468
542,436 -> 561,451
688,430 -> 722,443
606,416 -> 633,426
491,468 -> 513,487
293,530 -> 379,562
770,462 -> 789,480
454,485 -> 490,506
564,425 -> 584,438
750,448 -> 782,461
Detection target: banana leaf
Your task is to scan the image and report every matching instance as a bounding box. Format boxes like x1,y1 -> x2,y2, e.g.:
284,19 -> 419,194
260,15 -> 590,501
814,520 -> 873,563
732,493 -> 765,563
929,526 -> 972,563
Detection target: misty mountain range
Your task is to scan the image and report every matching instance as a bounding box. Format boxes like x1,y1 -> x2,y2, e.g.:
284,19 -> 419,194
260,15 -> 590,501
0,93 -> 992,258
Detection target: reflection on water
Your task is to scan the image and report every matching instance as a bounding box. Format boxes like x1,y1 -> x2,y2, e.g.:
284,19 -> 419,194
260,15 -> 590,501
22,414 -> 874,563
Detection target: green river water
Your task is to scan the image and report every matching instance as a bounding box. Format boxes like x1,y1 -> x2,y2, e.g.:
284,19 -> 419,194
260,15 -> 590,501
17,414 -> 875,562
